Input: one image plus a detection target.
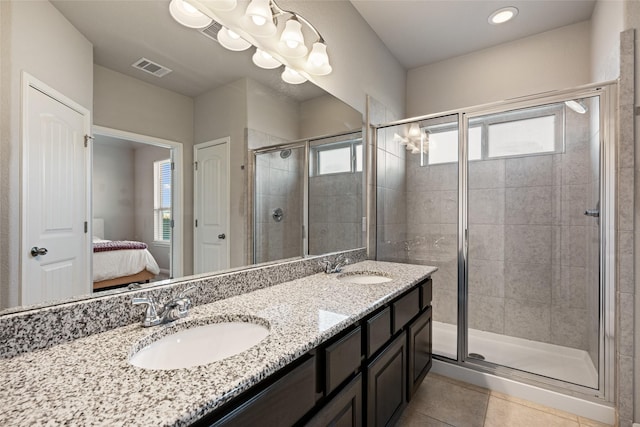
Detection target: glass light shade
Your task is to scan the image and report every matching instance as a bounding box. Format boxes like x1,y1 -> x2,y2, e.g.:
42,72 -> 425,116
281,67 -> 307,84
277,20 -> 307,58
208,0 -> 237,12
408,123 -> 421,138
242,0 -> 276,37
305,42 -> 332,75
252,49 -> 281,69
565,100 -> 588,114
217,27 -> 252,51
488,7 -> 518,25
169,0 -> 213,29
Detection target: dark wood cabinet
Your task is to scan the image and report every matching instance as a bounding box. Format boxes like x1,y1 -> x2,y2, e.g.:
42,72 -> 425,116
196,276 -> 434,427
209,355 -> 317,427
306,374 -> 363,427
407,306 -> 432,401
366,332 -> 407,427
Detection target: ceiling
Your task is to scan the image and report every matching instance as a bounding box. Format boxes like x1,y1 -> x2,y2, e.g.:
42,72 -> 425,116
350,0 -> 597,69
51,1 -> 597,101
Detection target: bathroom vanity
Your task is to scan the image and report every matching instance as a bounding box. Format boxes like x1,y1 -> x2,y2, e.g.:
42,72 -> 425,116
0,260 -> 435,426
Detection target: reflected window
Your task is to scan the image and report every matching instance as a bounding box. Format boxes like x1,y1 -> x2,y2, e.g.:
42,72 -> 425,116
154,159 -> 172,243
311,138 -> 363,176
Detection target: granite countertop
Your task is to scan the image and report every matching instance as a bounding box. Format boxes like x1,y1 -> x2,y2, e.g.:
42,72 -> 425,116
0,260 -> 436,426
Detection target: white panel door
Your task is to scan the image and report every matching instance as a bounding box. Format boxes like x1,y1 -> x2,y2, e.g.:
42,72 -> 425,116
22,81 -> 90,305
194,139 -> 229,274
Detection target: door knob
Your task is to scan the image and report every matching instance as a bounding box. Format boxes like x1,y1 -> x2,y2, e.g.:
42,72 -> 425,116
218,233 -> 226,239
30,247 -> 48,257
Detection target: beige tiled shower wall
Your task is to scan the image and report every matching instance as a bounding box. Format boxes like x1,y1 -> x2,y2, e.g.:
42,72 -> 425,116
253,138 -> 304,263
401,107 -> 597,354
308,172 -> 363,255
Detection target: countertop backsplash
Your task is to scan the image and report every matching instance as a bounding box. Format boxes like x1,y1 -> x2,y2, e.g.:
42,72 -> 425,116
0,249 -> 366,358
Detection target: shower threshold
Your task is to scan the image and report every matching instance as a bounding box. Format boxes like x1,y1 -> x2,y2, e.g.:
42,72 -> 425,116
433,321 -> 598,389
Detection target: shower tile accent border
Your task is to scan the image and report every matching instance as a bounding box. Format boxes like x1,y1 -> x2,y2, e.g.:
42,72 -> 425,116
616,28 -> 635,427
0,249 -> 366,359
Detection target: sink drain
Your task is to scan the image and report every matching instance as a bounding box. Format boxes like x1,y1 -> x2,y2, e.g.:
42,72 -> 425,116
468,353 -> 485,360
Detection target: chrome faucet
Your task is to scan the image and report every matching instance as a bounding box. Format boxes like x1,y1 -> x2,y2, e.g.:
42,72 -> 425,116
132,286 -> 196,327
320,254 -> 350,274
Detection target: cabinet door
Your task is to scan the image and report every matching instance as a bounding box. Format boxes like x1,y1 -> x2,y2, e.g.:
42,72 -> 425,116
305,374 -> 362,427
407,307 -> 432,401
366,332 -> 406,427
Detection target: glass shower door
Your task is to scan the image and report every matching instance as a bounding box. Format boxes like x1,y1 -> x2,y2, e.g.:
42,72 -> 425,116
466,96 -> 601,389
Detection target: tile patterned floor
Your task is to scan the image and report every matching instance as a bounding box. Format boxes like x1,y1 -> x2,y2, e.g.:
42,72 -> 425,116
398,374 -> 612,427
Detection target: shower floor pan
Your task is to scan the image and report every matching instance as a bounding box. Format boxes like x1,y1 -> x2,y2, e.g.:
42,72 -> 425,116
433,321 -> 598,389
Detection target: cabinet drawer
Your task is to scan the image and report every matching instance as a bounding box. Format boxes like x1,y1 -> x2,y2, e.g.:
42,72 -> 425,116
212,354 -> 317,426
421,278 -> 433,309
325,327 -> 362,395
366,307 -> 391,358
392,288 -> 420,333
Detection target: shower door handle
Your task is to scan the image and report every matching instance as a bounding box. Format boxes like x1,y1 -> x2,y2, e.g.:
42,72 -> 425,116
584,209 -> 600,218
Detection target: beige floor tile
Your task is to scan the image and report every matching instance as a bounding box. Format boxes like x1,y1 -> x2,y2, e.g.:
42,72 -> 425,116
398,410 -> 455,427
484,396 -> 580,427
407,374 -> 489,427
431,373 -> 490,394
578,416 -> 613,427
490,391 -> 579,421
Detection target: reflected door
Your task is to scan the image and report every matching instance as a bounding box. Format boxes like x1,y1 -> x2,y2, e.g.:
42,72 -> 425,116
22,82 -> 91,305
466,96 -> 601,389
194,138 -> 229,274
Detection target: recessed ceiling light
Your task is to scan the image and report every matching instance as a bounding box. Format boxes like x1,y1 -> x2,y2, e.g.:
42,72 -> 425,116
488,7 -> 518,25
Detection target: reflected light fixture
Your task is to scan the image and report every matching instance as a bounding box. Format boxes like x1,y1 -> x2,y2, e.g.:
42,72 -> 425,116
169,0 -> 213,28
242,0 -> 277,37
281,67 -> 307,84
565,99 -> 588,114
278,19 -> 308,58
168,0 -> 332,84
488,6 -> 518,25
253,49 -> 282,69
393,124 -> 428,155
217,27 -> 252,51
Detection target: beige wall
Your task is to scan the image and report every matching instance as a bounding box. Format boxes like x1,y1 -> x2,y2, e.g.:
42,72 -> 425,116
300,94 -> 363,140
93,65 -> 195,275
406,21 -> 592,116
0,0 -> 93,308
194,80 -> 248,268
590,0 -> 624,82
246,79 -> 299,143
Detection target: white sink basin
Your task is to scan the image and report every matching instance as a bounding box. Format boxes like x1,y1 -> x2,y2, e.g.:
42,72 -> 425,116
130,320 -> 269,370
337,271 -> 393,284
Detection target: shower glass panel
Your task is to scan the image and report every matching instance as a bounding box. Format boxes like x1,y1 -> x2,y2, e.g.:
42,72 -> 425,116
308,133 -> 364,255
376,114 -> 459,360
254,147 -> 305,263
466,96 -> 601,389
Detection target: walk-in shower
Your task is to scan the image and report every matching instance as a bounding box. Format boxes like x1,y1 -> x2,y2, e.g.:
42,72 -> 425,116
251,131 -> 364,264
374,83 -> 616,401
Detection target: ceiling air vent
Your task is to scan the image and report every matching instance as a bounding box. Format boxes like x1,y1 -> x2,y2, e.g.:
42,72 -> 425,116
131,58 -> 172,78
200,20 -> 223,43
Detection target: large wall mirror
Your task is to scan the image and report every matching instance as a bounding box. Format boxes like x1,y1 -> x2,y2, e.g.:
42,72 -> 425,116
2,0 -> 363,312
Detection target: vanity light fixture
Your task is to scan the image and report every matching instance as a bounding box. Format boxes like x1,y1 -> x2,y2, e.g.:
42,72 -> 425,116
169,0 -> 332,84
242,0 -> 277,36
217,27 -> 252,51
488,6 -> 518,25
564,99 -> 588,114
281,66 -> 307,84
278,18 -> 308,58
253,49 -> 282,69
169,0 -> 212,28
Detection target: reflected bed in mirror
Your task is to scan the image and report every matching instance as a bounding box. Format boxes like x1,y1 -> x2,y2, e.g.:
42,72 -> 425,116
2,0 -> 363,313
